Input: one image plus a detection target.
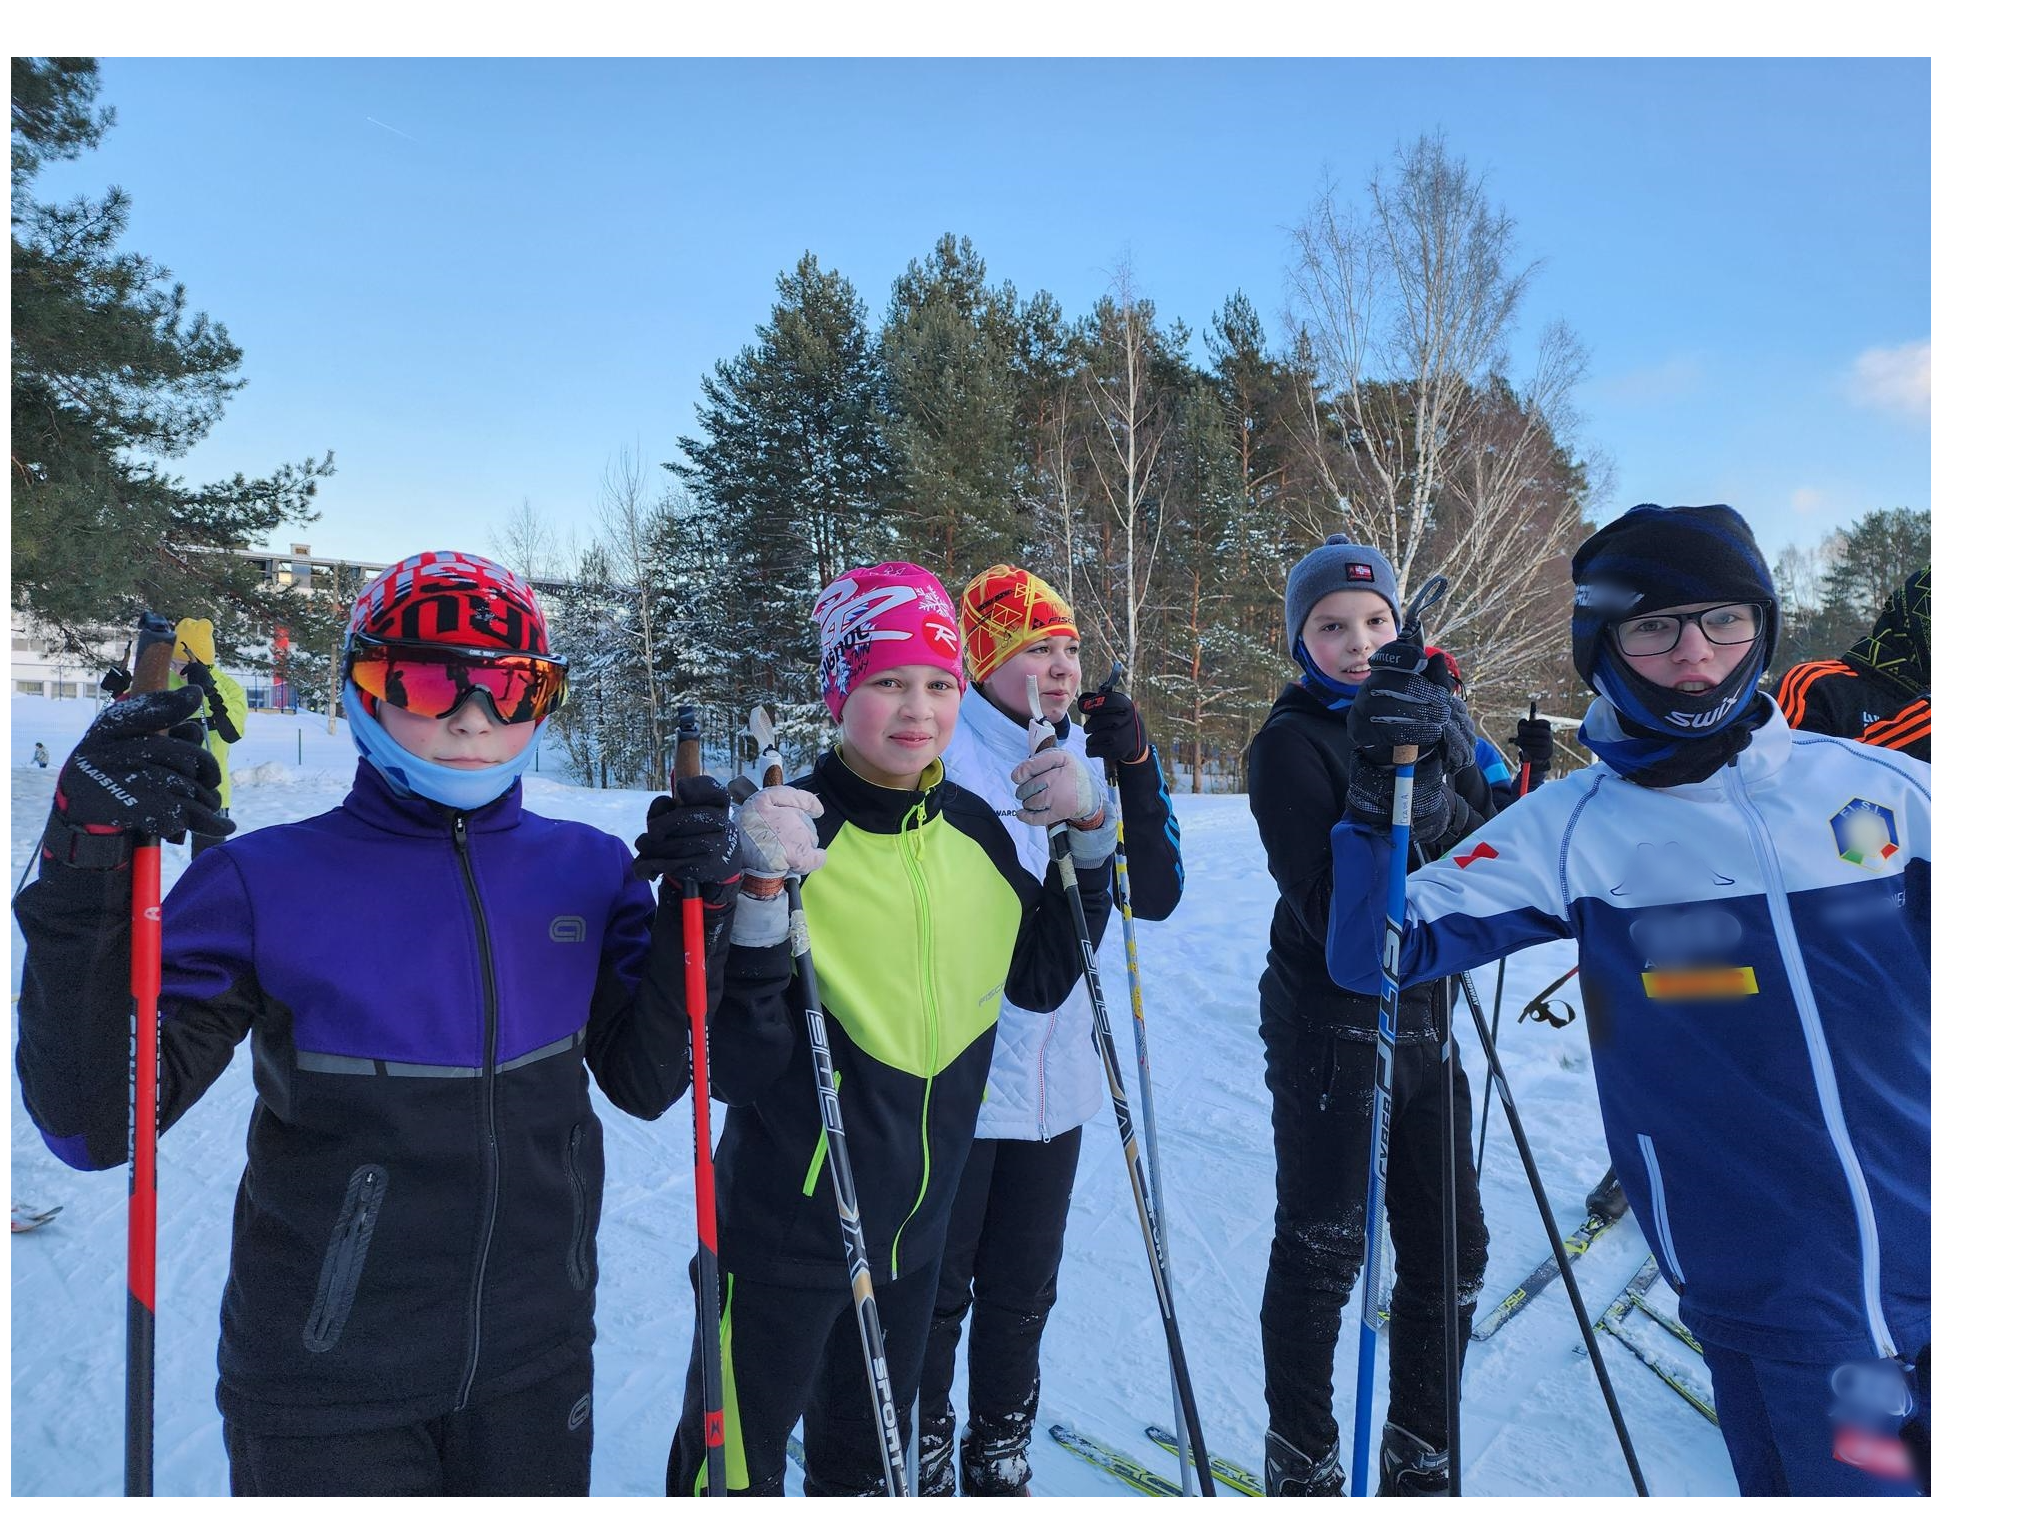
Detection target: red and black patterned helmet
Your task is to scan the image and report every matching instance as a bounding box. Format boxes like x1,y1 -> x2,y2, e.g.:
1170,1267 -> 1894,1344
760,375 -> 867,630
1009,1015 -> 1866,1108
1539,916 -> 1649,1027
347,551 -> 551,656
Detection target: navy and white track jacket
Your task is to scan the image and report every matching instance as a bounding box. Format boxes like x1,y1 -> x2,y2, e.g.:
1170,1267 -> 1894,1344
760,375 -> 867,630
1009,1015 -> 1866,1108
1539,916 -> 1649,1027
1327,699 -> 1929,1364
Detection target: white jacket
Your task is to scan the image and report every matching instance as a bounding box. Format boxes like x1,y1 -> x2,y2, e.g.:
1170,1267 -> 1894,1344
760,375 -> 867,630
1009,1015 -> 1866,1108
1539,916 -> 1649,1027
945,684 -> 1111,1139
1328,698 -> 1930,1362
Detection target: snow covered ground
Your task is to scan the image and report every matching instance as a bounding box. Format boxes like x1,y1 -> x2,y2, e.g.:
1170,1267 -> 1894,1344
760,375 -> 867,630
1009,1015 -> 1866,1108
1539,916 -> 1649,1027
9,694 -> 1735,1495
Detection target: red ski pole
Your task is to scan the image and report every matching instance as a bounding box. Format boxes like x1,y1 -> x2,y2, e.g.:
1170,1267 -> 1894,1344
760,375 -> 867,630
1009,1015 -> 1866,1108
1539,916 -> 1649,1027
126,615 -> 176,1495
670,705 -> 726,1495
1517,697 -> 1538,799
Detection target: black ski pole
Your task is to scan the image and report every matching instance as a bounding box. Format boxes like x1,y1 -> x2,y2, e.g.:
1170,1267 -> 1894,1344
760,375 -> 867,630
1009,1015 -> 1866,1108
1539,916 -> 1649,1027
754,708 -> 910,1496
1480,697 -> 1540,1179
1441,986 -> 1461,1495
1025,675 -> 1216,1497
1090,661 -> 1194,1496
1453,971 -> 1648,1495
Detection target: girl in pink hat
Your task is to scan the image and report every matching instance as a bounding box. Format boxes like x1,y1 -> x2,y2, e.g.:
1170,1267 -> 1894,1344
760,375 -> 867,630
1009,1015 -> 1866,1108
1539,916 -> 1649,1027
665,562 -> 1117,1497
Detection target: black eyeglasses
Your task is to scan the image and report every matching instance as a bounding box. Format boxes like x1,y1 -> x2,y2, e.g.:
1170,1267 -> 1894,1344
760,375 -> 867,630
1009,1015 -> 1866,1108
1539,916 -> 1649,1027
1611,603 -> 1764,658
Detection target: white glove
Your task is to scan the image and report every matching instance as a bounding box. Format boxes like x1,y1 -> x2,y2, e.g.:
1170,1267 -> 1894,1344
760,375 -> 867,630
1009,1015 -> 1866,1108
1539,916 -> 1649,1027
737,785 -> 826,878
731,785 -> 825,949
1010,750 -> 1105,829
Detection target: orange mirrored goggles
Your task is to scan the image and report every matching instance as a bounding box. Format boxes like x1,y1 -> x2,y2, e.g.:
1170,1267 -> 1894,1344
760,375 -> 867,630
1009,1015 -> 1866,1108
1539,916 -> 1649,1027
348,639 -> 569,725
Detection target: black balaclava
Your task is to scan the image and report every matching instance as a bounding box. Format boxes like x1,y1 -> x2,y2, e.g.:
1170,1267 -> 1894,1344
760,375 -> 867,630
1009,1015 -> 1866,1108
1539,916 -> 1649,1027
1570,503 -> 1778,785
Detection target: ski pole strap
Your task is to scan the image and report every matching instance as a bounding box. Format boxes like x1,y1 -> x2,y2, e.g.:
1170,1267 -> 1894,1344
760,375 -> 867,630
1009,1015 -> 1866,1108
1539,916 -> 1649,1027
1519,965 -> 1580,1028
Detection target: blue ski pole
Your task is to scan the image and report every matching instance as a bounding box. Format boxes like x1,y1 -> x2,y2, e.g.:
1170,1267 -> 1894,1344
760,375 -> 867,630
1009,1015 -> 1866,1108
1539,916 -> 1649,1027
1348,574 -> 1447,1495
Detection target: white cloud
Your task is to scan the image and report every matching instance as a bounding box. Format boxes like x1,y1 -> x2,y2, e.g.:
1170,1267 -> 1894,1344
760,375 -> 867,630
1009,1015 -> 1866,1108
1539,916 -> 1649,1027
1847,339 -> 1931,422
1790,487 -> 1830,516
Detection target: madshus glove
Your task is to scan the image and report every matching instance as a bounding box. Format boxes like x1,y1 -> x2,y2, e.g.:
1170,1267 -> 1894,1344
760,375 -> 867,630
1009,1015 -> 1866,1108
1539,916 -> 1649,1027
1343,643 -> 1474,843
42,689 -> 233,868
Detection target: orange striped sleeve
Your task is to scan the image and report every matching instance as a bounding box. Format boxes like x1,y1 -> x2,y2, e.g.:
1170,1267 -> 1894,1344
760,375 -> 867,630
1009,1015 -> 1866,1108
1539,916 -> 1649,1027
1862,699 -> 1930,751
1775,660 -> 1851,726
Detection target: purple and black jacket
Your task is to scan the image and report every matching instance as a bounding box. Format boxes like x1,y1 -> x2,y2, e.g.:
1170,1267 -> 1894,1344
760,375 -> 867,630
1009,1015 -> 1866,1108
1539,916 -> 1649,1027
13,763 -> 725,1434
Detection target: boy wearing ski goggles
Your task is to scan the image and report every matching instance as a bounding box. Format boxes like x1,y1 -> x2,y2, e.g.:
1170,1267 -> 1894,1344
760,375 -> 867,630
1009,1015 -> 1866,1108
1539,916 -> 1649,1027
347,639 -> 569,726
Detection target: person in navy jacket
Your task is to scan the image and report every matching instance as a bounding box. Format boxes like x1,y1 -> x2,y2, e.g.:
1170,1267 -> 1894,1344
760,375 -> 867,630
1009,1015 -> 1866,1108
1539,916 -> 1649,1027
14,552 -> 739,1495
1328,506 -> 1930,1496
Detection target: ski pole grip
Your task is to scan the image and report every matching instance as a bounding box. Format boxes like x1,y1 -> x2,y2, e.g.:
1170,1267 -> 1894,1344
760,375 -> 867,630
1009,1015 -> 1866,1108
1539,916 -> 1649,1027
1392,745 -> 1420,766
1024,676 -> 1056,753
672,705 -> 702,790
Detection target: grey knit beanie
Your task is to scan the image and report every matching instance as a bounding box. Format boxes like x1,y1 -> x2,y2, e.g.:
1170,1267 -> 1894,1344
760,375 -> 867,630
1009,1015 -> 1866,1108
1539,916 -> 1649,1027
1283,534 -> 1401,652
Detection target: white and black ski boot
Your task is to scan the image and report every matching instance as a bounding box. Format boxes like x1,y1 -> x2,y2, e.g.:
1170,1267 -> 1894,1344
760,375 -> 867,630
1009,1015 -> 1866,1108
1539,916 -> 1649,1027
1376,1422 -> 1450,1495
959,1420 -> 1033,1496
918,1430 -> 957,1497
1586,1165 -> 1629,1223
1265,1429 -> 1345,1495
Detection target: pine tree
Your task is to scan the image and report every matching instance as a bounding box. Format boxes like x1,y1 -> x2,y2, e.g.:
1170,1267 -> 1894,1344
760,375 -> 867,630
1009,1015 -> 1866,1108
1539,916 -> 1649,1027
878,234 -> 1027,585
10,58 -> 332,657
665,253 -> 896,745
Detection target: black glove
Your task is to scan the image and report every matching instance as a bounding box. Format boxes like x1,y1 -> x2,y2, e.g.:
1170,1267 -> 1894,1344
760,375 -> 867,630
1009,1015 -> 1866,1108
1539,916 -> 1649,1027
100,664 -> 132,697
632,776 -> 741,892
1347,648 -> 1476,773
180,659 -> 243,743
1346,750 -> 1455,844
43,689 -> 232,866
1077,685 -> 1149,765
1514,716 -> 1553,772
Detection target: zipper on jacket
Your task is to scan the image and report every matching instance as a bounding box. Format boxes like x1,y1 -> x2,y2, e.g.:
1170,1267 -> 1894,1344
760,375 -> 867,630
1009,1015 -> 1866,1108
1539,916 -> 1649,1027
1724,770 -> 1897,1358
565,1123 -> 592,1293
1635,1134 -> 1688,1290
890,801 -> 940,1278
302,1163 -> 388,1354
452,813 -> 505,1408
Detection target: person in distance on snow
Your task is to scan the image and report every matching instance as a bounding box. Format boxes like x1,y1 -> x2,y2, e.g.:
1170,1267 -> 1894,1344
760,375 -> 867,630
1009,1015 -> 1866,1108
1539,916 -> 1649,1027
31,740 -> 49,768
1245,534 -> 1491,1496
663,561 -> 1114,1498
914,563 -> 1184,1496
1327,504 -> 1930,1496
14,551 -> 738,1495
170,616 -> 249,858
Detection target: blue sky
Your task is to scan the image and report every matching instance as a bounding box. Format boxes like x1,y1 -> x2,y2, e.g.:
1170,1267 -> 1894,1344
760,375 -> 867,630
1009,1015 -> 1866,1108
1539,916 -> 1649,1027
33,56 -> 1929,570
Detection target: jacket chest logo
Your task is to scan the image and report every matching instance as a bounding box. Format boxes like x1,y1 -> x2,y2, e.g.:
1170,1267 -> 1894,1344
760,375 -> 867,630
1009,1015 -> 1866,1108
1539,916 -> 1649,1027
1830,799 -> 1900,869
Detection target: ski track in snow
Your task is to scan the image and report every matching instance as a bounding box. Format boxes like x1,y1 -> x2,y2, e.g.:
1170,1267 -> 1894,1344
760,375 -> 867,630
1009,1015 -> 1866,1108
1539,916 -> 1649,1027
9,697 -> 1736,1495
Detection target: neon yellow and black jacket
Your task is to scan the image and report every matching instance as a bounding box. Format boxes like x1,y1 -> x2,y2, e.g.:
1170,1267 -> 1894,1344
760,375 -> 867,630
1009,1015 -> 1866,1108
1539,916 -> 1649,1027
709,747 -> 1112,1288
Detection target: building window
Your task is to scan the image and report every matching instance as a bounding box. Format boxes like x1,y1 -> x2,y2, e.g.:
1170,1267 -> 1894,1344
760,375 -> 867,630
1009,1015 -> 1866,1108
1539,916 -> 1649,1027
56,682 -> 79,698
11,636 -> 31,651
16,680 -> 45,695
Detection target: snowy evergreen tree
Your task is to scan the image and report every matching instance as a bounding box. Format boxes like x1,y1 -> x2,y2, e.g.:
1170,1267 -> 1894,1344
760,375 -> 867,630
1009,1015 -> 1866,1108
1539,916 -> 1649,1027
10,58 -> 332,658
879,234 -> 1028,584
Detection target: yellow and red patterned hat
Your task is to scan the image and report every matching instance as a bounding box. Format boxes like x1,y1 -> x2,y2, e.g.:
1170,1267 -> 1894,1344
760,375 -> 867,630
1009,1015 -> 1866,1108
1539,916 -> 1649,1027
959,564 -> 1079,684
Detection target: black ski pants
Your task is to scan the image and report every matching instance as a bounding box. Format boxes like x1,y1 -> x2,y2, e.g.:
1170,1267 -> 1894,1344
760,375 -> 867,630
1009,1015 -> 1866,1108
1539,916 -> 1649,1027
666,1255 -> 941,1496
1259,994 -> 1488,1466
917,1127 -> 1084,1494
222,1350 -> 594,1495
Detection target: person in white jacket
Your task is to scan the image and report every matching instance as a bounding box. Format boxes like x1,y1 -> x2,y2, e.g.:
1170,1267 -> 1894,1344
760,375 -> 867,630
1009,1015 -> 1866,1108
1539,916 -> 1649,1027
916,563 -> 1184,1495
1329,504 -> 1930,1496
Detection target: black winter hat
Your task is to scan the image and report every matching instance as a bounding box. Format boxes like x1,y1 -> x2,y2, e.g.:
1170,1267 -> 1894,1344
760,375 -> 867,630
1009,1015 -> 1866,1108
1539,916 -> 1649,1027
1570,503 -> 1778,690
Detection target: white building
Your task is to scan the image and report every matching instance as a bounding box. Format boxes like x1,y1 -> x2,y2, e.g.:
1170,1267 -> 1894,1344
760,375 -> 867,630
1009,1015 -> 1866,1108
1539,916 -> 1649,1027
10,543 -> 387,710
